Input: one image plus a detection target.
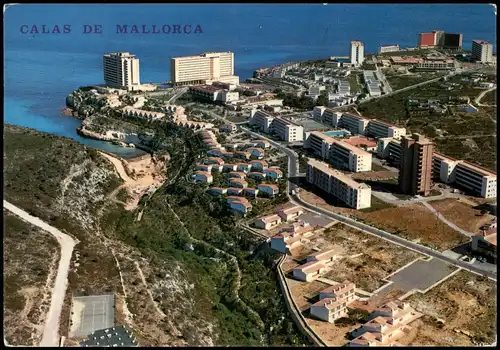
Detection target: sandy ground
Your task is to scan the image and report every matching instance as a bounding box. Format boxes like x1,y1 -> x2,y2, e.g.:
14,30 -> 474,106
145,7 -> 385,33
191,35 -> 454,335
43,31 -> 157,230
426,198 -> 495,233
99,152 -> 166,210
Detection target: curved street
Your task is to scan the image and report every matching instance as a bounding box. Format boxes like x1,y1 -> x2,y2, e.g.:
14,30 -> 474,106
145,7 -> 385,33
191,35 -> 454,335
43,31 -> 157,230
3,200 -> 77,347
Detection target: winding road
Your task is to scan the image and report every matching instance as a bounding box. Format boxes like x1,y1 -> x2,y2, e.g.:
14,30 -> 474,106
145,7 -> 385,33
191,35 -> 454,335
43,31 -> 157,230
474,86 -> 497,107
3,200 -> 77,347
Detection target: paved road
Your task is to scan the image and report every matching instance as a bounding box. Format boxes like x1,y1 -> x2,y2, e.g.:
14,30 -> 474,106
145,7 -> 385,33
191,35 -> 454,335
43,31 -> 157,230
475,86 -> 497,107
4,200 -> 77,347
168,87 -> 188,104
189,95 -> 497,280
238,127 -> 497,280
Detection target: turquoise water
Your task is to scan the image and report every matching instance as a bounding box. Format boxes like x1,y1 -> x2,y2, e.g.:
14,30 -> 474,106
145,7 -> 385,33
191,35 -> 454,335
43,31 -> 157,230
4,4 -> 496,155
323,130 -> 351,137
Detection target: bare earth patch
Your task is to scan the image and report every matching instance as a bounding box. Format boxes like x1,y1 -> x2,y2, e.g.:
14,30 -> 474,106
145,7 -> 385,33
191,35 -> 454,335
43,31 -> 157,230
320,224 -> 423,292
357,204 -> 471,251
4,210 -> 60,346
401,270 -> 496,346
427,198 -> 495,233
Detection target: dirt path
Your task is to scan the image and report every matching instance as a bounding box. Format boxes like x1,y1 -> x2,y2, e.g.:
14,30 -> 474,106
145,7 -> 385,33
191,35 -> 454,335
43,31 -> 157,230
3,200 -> 77,347
99,152 -> 136,186
474,86 -> 496,107
421,201 -> 474,237
163,200 -> 265,330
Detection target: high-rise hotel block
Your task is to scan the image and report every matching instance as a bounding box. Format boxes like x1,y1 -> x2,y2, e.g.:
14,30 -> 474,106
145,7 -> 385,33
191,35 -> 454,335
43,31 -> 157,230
398,133 -> 434,196
103,52 -> 141,90
472,40 -> 494,63
350,41 -> 365,67
170,52 -> 239,86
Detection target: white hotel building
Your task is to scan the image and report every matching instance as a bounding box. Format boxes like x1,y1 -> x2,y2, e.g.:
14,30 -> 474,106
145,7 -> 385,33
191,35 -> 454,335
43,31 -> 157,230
471,40 -> 494,63
329,139 -> 372,172
170,52 -> 239,86
377,137 -> 402,164
249,109 -> 275,133
350,41 -> 365,67
340,113 -> 369,136
307,159 -> 371,209
103,52 -> 141,90
313,107 -> 343,128
304,131 -> 372,172
366,119 -> 406,139
304,131 -> 336,159
432,153 -> 497,199
271,117 -> 304,142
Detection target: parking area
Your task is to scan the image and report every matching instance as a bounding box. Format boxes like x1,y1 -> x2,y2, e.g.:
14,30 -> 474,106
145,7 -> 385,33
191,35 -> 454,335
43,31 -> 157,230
372,258 -> 458,300
296,212 -> 335,228
287,116 -> 330,132
68,294 -> 115,338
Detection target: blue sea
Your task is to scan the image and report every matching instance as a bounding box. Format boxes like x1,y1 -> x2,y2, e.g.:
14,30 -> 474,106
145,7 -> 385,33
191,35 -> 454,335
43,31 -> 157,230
4,4 -> 496,156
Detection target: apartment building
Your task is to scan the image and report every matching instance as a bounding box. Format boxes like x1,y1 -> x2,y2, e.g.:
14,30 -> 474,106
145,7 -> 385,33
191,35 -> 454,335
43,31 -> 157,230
348,300 -> 422,347
277,206 -> 304,222
307,159 -> 371,209
398,134 -> 434,196
249,110 -> 274,133
271,117 -> 304,142
340,113 -> 369,135
293,248 -> 340,282
377,137 -> 401,164
254,214 -> 282,230
415,60 -> 458,71
366,119 -> 406,139
170,52 -> 239,86
363,71 -> 381,97
103,52 -> 141,90
378,45 -> 400,54
304,131 -> 335,159
350,41 -> 365,66
329,139 -> 372,172
313,106 -> 327,121
323,108 -> 343,127
432,153 -> 497,198
472,40 -> 494,63
310,281 -> 356,323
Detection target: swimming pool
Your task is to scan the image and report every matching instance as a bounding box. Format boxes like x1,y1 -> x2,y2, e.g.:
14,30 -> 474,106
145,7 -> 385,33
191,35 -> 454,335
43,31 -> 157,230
323,130 -> 351,138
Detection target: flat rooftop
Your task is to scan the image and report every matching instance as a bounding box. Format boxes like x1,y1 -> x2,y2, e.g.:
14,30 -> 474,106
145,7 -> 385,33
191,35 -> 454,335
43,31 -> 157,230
308,159 -> 368,189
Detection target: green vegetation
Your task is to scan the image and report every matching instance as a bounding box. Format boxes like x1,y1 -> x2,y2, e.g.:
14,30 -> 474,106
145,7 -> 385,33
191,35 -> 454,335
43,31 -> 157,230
357,74 -> 497,171
384,71 -> 445,91
348,73 -> 362,94
4,210 -> 60,345
4,121 -> 308,346
4,124 -> 122,220
101,128 -> 308,346
276,90 -> 316,110
360,196 -> 395,212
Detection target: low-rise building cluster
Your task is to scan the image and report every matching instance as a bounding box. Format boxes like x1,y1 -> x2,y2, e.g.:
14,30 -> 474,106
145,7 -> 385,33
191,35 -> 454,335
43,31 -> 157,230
313,109 -> 406,139
310,281 -> 357,323
363,70 -> 382,97
293,248 -> 340,282
347,300 -> 423,347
